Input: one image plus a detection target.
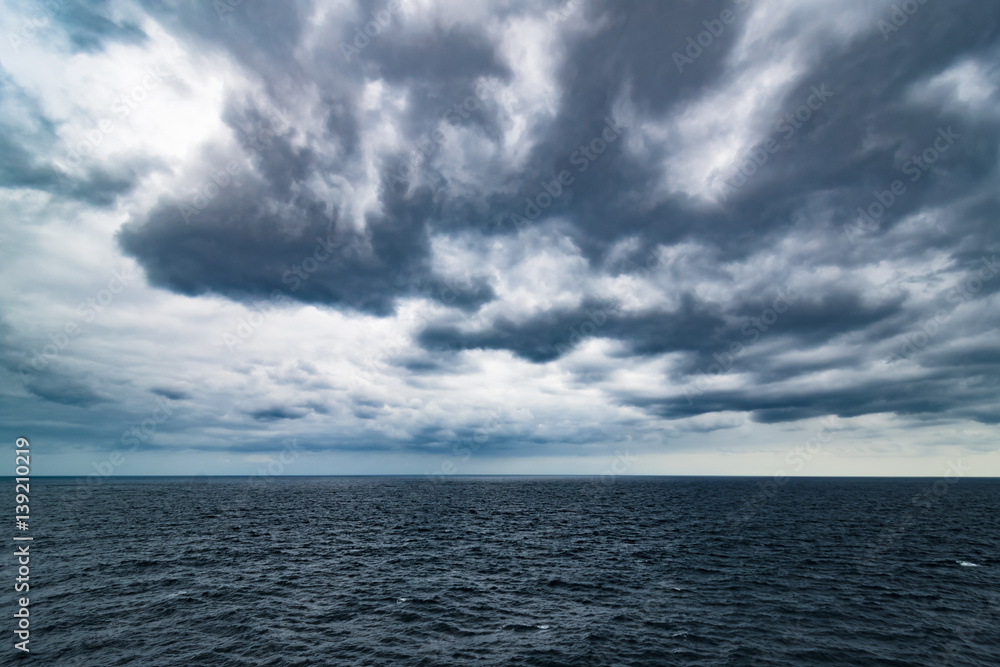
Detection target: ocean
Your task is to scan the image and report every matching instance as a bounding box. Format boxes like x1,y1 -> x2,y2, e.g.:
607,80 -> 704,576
6,476 -> 999,665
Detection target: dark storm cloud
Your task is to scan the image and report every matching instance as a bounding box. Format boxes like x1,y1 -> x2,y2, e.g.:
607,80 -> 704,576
22,372 -> 110,407
417,287 -> 910,369
538,0 -> 1000,262
626,364 -> 1000,426
419,298 -> 621,362
117,173 -> 495,314
115,11 -> 506,315
150,387 -> 192,400
410,0 -> 1000,426
109,0 -> 1000,429
249,406 -> 307,421
419,295 -> 729,362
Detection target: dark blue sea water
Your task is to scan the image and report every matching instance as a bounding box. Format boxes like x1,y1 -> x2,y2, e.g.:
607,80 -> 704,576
5,476 -> 999,666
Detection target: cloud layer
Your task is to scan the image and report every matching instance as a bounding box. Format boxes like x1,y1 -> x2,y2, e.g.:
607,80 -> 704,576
1,0 -> 999,474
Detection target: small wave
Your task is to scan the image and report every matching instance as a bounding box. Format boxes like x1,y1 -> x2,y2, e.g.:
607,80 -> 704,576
957,561 -> 981,567
503,623 -> 547,632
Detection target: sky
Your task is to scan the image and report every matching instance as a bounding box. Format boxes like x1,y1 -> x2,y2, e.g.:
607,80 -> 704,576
1,0 -> 999,477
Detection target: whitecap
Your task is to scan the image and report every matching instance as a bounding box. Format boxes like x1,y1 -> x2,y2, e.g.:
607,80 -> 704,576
958,561 -> 981,567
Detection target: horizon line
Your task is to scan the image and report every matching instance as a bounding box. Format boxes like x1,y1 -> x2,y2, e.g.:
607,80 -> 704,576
8,474 -> 999,479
